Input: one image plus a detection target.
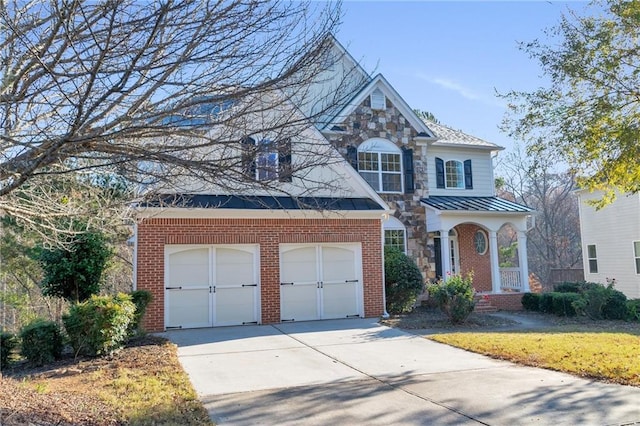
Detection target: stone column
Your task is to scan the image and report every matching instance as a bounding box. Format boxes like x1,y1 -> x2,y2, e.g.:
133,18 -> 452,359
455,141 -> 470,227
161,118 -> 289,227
440,229 -> 451,280
489,230 -> 501,293
517,231 -> 530,292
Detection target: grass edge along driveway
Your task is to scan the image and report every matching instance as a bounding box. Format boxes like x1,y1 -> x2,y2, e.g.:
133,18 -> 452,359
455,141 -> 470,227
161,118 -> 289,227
430,331 -> 640,387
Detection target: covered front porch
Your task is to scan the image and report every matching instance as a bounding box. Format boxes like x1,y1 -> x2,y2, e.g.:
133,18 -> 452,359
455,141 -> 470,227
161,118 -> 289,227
422,196 -> 533,294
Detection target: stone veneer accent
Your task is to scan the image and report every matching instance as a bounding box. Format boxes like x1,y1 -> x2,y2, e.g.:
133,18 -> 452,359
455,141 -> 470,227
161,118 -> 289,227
325,95 -> 434,279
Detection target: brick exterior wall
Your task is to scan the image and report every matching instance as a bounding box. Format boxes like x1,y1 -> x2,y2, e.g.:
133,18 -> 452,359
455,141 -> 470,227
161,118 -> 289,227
486,293 -> 524,311
137,217 -> 384,331
326,96 -> 433,278
455,224 -> 492,292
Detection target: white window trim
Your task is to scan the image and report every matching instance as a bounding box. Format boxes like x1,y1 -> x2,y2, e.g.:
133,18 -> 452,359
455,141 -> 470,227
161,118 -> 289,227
383,216 -> 407,253
444,159 -> 465,190
370,88 -> 386,110
474,229 -> 488,255
587,244 -> 598,274
357,138 -> 403,194
633,241 -> 640,275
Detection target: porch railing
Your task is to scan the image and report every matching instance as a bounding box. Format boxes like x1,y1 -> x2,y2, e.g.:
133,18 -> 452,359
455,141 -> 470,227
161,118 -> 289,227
500,267 -> 523,291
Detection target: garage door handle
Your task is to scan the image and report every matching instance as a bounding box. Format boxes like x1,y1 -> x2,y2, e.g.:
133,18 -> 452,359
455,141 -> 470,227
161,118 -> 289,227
345,279 -> 358,283
280,282 -> 294,286
242,284 -> 257,287
165,286 -> 182,290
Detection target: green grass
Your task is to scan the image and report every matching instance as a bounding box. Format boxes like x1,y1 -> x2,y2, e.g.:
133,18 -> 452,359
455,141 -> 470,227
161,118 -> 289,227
430,332 -> 640,386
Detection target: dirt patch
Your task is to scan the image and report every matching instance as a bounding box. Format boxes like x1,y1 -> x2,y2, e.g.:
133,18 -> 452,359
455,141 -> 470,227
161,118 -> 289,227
381,306 -> 519,330
0,335 -> 210,426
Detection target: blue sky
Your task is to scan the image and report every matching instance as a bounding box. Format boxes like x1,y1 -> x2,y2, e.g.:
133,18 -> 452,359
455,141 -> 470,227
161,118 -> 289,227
336,1 -> 586,153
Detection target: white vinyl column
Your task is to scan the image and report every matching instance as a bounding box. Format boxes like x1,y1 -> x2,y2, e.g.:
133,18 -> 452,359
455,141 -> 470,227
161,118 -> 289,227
440,229 -> 451,280
517,231 -> 530,292
489,230 -> 501,293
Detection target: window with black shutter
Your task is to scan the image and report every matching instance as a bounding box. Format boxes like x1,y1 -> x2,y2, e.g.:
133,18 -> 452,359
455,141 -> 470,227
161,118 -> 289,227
464,159 -> 473,189
435,157 -> 445,189
402,147 -> 414,194
241,136 -> 292,182
278,138 -> 292,183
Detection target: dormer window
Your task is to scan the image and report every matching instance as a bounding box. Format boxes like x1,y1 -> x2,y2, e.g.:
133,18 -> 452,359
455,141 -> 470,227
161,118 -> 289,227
356,138 -> 403,193
241,137 -> 292,182
435,157 -> 473,190
370,88 -> 386,110
445,160 -> 464,189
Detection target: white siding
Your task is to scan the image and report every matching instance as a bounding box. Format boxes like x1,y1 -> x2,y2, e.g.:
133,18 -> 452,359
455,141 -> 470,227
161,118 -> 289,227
426,146 -> 495,197
578,191 -> 640,298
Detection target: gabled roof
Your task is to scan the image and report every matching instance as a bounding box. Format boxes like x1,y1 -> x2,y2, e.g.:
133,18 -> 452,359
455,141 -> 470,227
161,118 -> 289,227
421,196 -> 531,213
323,73 -> 436,137
422,120 -> 503,150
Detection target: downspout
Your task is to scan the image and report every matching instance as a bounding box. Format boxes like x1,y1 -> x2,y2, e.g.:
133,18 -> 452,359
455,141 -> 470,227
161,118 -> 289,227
132,222 -> 138,291
381,213 -> 390,319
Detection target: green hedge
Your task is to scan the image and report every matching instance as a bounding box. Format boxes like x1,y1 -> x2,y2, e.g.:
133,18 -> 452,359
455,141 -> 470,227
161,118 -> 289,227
1,332 -> 17,369
20,319 -> 63,366
128,290 -> 153,336
521,293 -> 541,311
626,299 -> 640,322
64,293 -> 136,357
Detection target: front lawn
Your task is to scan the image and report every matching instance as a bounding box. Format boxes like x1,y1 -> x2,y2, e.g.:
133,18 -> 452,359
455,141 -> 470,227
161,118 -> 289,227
430,332 -> 640,386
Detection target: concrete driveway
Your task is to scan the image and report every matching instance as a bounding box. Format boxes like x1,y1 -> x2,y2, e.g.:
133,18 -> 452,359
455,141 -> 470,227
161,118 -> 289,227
164,319 -> 640,425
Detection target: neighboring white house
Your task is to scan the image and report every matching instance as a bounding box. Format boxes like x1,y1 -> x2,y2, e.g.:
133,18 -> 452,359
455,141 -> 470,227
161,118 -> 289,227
577,190 -> 640,299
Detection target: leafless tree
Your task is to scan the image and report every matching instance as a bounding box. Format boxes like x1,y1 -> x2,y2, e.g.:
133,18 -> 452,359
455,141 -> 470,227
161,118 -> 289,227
1,0 -> 363,241
496,147 -> 583,286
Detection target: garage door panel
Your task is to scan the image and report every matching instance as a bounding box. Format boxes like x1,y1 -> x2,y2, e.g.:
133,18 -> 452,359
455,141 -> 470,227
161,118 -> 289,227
322,282 -> 359,318
322,246 -> 357,282
215,286 -> 258,325
216,248 -> 255,285
168,248 -> 209,287
281,247 -> 317,284
166,289 -> 210,328
281,283 -> 318,321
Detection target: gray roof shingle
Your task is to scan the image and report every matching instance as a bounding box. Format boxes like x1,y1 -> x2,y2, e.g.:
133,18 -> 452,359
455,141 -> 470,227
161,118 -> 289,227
422,119 -> 502,149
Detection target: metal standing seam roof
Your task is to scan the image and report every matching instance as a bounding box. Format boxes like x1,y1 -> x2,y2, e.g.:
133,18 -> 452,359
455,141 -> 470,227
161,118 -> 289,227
420,196 -> 532,213
144,194 -> 384,211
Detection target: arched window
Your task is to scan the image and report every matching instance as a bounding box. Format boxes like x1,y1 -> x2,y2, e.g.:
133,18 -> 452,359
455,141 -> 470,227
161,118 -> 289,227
383,216 -> 406,253
357,138 -> 403,193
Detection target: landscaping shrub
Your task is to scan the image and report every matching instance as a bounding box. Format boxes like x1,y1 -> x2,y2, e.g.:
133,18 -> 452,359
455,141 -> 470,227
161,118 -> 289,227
1,332 -> 17,369
554,281 -> 600,293
428,273 -> 475,324
64,293 -> 136,357
20,319 -> 63,366
626,299 -> 640,322
384,247 -> 424,314
550,293 -> 580,317
602,288 -> 628,320
128,290 -> 153,336
521,293 -> 541,311
571,283 -> 627,320
539,293 -> 555,314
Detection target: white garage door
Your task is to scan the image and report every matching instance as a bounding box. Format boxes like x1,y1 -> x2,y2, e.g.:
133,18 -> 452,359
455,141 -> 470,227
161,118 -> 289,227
165,245 -> 259,329
280,244 -> 362,322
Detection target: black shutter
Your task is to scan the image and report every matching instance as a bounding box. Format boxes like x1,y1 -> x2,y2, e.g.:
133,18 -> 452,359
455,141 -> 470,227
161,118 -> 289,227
464,159 -> 473,189
435,157 -> 445,189
346,145 -> 358,169
402,147 -> 414,194
241,137 -> 256,179
278,138 -> 292,183
434,237 -> 442,280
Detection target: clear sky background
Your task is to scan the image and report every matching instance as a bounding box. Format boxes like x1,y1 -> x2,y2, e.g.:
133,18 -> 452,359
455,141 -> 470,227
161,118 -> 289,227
336,1 -> 588,154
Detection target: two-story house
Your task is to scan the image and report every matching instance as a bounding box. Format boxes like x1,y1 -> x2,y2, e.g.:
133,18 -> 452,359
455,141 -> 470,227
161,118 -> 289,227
577,190 -> 640,299
305,38 -> 533,303
134,36 -> 532,331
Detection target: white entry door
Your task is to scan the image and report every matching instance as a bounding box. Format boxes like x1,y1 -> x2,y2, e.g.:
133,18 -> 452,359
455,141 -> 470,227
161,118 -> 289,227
280,244 -> 362,322
165,245 -> 259,329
